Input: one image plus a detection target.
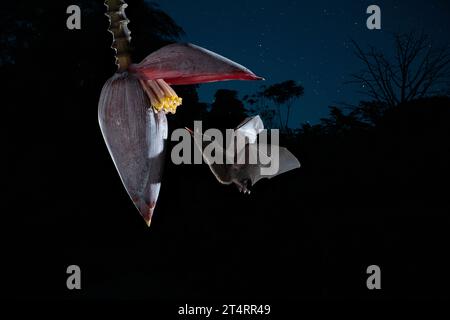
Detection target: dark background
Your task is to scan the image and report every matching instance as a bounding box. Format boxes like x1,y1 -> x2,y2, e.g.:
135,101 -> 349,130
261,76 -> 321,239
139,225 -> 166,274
3,0 -> 450,302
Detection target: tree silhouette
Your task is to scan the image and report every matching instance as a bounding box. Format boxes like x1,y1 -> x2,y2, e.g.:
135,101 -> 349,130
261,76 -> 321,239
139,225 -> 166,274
352,100 -> 389,126
320,106 -> 369,134
350,32 -> 450,108
261,80 -> 304,130
243,89 -> 277,128
126,0 -> 185,62
209,89 -> 248,129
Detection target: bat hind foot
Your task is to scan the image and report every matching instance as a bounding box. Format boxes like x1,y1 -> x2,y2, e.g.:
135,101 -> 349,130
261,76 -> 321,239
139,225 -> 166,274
235,179 -> 252,195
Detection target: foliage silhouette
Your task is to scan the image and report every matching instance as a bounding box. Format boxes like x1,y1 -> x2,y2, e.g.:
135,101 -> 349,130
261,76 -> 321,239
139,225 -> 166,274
209,89 -> 248,130
262,80 -> 304,130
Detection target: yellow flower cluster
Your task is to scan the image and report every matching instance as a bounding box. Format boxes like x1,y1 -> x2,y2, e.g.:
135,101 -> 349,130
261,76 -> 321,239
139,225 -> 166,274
141,79 -> 182,114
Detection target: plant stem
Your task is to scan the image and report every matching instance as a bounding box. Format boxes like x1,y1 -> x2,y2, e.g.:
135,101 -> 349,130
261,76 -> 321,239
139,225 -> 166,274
105,0 -> 131,72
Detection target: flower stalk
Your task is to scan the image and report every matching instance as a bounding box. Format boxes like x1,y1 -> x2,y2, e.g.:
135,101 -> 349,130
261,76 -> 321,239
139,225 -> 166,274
105,0 -> 132,72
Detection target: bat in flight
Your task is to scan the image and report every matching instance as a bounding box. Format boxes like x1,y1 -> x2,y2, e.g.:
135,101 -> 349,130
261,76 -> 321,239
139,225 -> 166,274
187,116 -> 301,194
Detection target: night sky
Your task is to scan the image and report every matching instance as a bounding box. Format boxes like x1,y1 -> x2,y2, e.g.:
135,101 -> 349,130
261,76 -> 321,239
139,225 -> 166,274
154,0 -> 450,125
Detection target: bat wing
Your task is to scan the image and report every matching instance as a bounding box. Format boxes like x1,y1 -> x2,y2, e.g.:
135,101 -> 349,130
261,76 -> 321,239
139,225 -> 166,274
229,115 -> 265,161
189,129 -> 226,165
269,146 -> 301,177
235,115 -> 264,144
187,128 -> 231,184
237,143 -> 300,186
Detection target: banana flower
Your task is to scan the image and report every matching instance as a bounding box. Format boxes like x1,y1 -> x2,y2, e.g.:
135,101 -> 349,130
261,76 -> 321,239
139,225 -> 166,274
99,0 -> 263,226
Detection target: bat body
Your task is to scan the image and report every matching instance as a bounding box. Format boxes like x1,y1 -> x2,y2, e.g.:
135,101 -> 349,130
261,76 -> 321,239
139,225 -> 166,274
189,116 -> 300,193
